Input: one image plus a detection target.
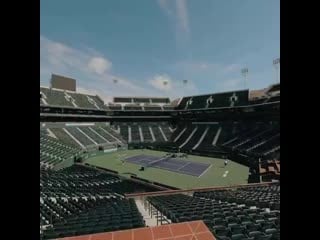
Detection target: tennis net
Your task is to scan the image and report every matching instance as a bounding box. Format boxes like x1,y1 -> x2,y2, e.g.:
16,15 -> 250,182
144,156 -> 171,168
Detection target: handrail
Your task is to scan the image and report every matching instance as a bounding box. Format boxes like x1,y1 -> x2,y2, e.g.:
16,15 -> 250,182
125,182 -> 276,198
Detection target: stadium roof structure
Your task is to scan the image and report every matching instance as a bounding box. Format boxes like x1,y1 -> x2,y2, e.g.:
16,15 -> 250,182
56,220 -> 216,240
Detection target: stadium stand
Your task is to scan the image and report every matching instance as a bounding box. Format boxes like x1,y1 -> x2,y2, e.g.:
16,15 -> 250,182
68,92 -> 103,109
91,125 -> 124,143
130,125 -> 142,143
196,124 -> 220,152
40,134 -> 80,169
41,164 -> 160,239
174,124 -> 197,147
148,185 -> 279,239
78,126 -> 106,144
193,184 -> 280,211
162,105 -> 175,110
92,95 -> 108,109
43,198 -> 145,239
40,87 -> 107,109
249,83 -> 280,105
65,127 -> 97,146
108,104 -> 122,110
160,122 -> 173,139
118,123 -> 129,142
114,97 -> 170,105
143,104 -> 162,111
41,87 -> 74,107
150,98 -> 170,104
47,125 -> 124,149
49,128 -> 83,148
141,125 -> 153,142
114,122 -> 172,143
124,104 -> 143,111
133,98 -> 150,104
165,122 -> 280,162
221,123 -> 280,160
114,97 -> 133,103
106,97 -> 172,112
181,125 -> 207,150
176,90 -> 249,110
151,125 -> 166,142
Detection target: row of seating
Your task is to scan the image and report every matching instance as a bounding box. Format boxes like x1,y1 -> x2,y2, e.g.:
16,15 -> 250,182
193,184 -> 280,211
109,104 -> 174,111
47,125 -> 124,148
131,125 -> 141,142
169,122 -> 280,161
41,87 -> 174,111
221,123 -> 280,160
114,97 -> 170,104
68,92 -> 106,109
40,87 -> 105,109
176,90 -> 249,110
48,128 -> 81,148
114,122 -> 173,143
123,104 -> 143,110
78,126 -> 106,144
66,127 -> 96,146
42,198 -> 144,239
91,125 -> 123,143
40,87 -> 74,107
148,185 -> 280,240
41,164 -> 160,239
40,134 -> 80,169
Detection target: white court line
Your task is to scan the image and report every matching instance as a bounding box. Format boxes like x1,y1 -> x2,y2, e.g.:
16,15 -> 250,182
223,170 -> 229,177
198,164 -> 212,178
126,155 -> 160,165
177,162 -> 191,171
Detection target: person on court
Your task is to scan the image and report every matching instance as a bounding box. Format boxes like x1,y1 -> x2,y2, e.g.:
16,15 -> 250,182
224,158 -> 228,167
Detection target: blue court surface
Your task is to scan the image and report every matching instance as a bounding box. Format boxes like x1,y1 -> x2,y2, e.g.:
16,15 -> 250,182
124,154 -> 211,177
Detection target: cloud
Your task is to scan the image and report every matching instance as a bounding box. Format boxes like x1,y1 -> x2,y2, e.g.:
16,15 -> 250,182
176,0 -> 189,34
174,61 -> 242,75
157,0 -> 190,36
40,35 -> 149,98
149,74 -> 172,91
157,0 -> 173,16
87,57 -> 112,75
40,35 -> 201,101
169,60 -> 246,93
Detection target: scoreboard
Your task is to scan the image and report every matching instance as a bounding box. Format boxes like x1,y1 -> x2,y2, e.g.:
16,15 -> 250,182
50,74 -> 76,91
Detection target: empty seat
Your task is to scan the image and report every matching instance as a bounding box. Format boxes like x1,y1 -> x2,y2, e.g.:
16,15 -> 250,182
231,234 -> 247,240
248,231 -> 264,238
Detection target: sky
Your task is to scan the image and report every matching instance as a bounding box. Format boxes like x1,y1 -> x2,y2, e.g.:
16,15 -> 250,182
40,0 -> 279,102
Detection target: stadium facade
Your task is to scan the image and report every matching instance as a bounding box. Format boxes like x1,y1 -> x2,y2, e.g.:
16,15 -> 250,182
40,81 -> 280,240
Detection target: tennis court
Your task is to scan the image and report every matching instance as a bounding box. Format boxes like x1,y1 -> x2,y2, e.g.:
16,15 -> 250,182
85,149 -> 250,189
125,154 -> 211,177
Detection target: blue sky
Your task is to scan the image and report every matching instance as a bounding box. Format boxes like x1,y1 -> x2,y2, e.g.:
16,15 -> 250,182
40,0 -> 279,101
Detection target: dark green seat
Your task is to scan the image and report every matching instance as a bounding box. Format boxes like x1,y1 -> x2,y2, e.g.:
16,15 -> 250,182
248,231 -> 264,238
231,233 -> 246,240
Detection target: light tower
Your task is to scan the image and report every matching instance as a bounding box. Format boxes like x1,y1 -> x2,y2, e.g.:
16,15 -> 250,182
163,79 -> 168,86
273,58 -> 280,82
183,79 -> 188,85
241,68 -> 248,89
